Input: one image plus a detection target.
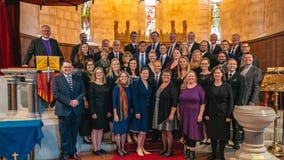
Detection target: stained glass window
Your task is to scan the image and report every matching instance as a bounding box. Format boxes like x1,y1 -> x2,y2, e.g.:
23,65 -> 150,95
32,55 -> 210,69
211,0 -> 221,38
81,1 -> 91,41
145,0 -> 157,39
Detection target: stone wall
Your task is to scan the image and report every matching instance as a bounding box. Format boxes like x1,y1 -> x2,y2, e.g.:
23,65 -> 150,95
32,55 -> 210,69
20,0 -> 284,44
220,0 -> 284,41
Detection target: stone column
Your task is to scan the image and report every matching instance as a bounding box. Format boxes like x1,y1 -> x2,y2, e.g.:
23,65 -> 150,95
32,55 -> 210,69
25,77 -> 37,118
7,76 -> 17,115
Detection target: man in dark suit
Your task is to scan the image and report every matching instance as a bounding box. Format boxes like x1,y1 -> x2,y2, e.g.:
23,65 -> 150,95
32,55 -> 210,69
167,32 -> 179,58
199,40 -> 215,69
159,44 -> 172,70
146,31 -> 161,58
239,53 -> 262,105
209,33 -> 222,55
124,31 -> 139,56
226,58 -> 245,150
52,60 -> 86,160
135,41 -> 148,71
148,60 -> 162,142
108,40 -> 123,65
229,34 -> 243,60
70,33 -> 95,64
187,32 -> 199,54
22,25 -> 63,67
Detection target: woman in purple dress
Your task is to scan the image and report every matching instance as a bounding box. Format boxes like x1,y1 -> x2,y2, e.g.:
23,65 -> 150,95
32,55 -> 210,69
178,71 -> 206,160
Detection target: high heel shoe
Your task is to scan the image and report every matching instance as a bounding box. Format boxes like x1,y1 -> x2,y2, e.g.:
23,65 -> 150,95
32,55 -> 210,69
136,149 -> 144,156
142,148 -> 151,154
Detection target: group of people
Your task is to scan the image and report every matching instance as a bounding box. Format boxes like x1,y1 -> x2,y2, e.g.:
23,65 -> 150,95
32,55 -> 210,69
23,25 -> 263,160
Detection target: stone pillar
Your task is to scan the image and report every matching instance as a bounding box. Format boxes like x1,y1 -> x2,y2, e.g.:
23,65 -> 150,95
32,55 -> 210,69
25,76 -> 38,118
7,77 -> 17,115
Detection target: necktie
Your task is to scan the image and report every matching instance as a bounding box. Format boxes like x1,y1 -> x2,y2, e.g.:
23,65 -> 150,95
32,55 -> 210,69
229,73 -> 232,79
115,52 -> 119,58
155,75 -> 159,85
152,44 -> 156,50
230,47 -> 235,54
168,46 -> 173,57
66,76 -> 73,91
161,56 -> 165,65
210,44 -> 215,53
140,54 -> 145,70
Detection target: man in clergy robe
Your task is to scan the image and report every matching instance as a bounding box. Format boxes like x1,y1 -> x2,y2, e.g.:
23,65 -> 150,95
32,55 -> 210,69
108,40 -> 124,65
187,31 -> 200,54
209,33 -> 222,55
226,58 -> 245,150
229,34 -> 243,60
52,60 -> 86,160
146,31 -> 161,58
167,32 -> 180,58
124,31 -> 139,56
22,25 -> 63,67
70,33 -> 95,64
159,44 -> 172,70
238,53 -> 262,106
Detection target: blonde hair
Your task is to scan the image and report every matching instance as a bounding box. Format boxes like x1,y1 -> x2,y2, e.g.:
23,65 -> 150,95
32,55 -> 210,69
91,67 -> 107,84
177,56 -> 191,79
190,49 -> 202,69
107,58 -> 120,77
123,51 -> 133,64
180,70 -> 197,89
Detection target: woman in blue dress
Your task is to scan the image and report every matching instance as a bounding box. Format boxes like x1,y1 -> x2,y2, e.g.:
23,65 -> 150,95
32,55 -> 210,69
129,68 -> 153,156
112,71 -> 132,156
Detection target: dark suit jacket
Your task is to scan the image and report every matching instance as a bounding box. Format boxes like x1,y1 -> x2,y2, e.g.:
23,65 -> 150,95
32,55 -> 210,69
238,65 -> 262,105
108,52 -> 124,65
23,37 -> 63,65
190,42 -> 200,53
229,45 -> 242,60
226,72 -> 245,105
160,55 -> 172,70
146,43 -> 161,58
52,74 -> 86,116
211,44 -> 222,55
167,43 -> 180,58
124,43 -> 138,56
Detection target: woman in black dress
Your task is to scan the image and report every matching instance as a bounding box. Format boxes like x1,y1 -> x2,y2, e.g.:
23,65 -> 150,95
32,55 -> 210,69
152,69 -> 178,157
89,67 -> 110,155
204,66 -> 233,160
106,58 -> 121,143
80,58 -> 95,144
198,57 -> 213,145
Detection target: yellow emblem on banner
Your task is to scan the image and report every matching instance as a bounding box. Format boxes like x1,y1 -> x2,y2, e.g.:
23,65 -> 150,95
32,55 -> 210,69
48,56 -> 60,71
36,56 -> 48,71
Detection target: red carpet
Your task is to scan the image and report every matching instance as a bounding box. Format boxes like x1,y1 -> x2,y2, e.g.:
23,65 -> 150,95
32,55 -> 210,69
112,140 -> 185,159
112,150 -> 184,160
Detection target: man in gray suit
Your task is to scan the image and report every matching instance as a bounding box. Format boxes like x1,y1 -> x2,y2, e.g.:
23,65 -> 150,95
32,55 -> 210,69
22,25 -> 63,67
239,53 -> 262,105
52,60 -> 86,160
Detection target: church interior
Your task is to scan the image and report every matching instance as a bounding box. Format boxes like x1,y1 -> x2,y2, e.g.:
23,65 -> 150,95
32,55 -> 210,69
1,0 -> 284,160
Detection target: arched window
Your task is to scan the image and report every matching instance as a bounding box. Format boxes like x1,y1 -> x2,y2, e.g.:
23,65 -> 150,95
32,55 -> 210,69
81,1 -> 91,41
211,0 -> 221,39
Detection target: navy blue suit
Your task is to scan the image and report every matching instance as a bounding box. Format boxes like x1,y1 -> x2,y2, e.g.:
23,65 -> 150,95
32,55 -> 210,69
52,74 -> 86,157
129,79 -> 153,132
146,43 -> 161,58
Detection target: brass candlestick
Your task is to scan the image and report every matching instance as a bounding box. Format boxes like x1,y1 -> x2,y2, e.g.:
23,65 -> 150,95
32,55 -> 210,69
261,68 -> 284,157
267,91 -> 283,157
